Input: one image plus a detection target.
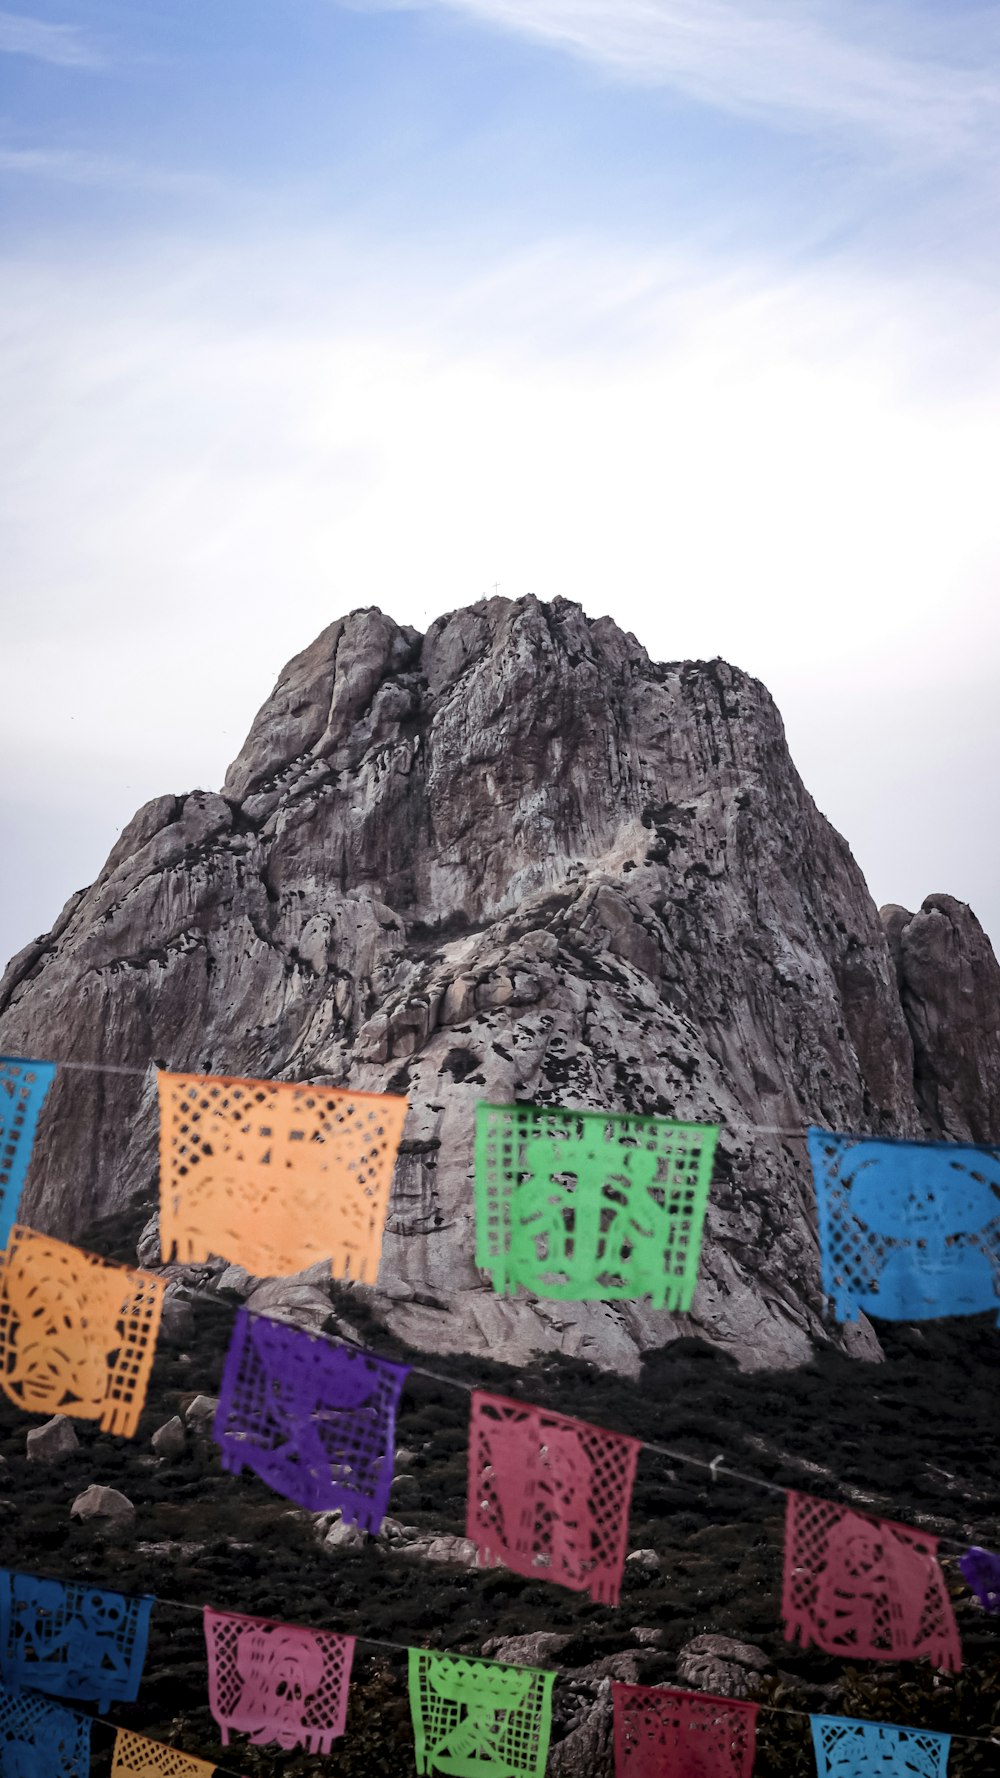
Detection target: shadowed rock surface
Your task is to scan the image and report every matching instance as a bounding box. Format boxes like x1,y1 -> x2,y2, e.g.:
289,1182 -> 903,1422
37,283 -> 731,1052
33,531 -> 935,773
1,595 -> 998,1376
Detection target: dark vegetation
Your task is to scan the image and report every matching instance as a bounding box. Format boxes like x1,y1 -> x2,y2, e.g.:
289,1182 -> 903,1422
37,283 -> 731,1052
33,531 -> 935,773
1,1201 -> 998,1776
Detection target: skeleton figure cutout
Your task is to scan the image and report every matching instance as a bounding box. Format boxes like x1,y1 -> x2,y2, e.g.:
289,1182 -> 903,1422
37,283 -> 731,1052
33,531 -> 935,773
0,1573 -> 153,1710
0,1681 -> 91,1778
214,1309 -> 407,1528
408,1648 -> 555,1778
0,1227 -> 163,1437
468,1392 -> 640,1605
807,1128 -> 1000,1324
782,1493 -> 961,1670
475,1102 -> 718,1307
204,1606 -> 354,1755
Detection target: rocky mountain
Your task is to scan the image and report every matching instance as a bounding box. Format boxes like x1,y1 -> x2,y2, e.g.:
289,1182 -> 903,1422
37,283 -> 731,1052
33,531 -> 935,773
2,595 -> 998,1376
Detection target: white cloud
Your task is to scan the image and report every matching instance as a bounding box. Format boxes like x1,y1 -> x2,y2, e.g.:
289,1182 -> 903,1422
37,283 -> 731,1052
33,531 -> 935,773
0,146 -> 213,194
355,0 -> 1000,160
0,9 -> 105,69
1,228 -> 998,961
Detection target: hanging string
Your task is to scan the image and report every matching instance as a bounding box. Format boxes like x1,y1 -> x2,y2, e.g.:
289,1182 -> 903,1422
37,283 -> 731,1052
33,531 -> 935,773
6,1682 -> 249,1778
1,1162 -> 988,1558
162,1266 -> 985,1558
7,1565 -> 998,1749
26,1052 -> 980,1146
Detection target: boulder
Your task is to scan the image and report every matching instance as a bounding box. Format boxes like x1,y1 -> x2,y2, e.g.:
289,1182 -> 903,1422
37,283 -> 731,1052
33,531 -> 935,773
184,1395 -> 219,1429
482,1632 -> 572,1665
158,1290 -> 196,1347
244,1280 -> 335,1334
401,1532 -> 479,1568
625,1548 -> 660,1572
676,1633 -> 771,1699
26,1416 -> 79,1464
70,1484 -> 135,1525
151,1416 -> 186,1459
322,1515 -> 368,1552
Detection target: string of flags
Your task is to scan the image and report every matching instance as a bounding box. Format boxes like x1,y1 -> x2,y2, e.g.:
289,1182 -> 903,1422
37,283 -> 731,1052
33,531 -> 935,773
0,1587 -> 992,1777
5,1057 -> 1000,1325
0,1055 -> 996,1772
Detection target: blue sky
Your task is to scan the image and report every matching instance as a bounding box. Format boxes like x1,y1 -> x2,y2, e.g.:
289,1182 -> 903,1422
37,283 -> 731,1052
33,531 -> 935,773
2,0 -> 999,963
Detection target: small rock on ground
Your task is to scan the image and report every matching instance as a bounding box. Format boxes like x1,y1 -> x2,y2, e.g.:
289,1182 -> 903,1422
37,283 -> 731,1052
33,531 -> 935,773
184,1394 -> 219,1428
26,1416 -> 79,1464
151,1416 -> 186,1459
70,1484 -> 135,1525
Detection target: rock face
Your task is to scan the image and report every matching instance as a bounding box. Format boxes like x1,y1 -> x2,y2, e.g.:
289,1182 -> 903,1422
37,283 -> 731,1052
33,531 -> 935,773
1,596 -> 997,1376
881,897 -> 1000,1144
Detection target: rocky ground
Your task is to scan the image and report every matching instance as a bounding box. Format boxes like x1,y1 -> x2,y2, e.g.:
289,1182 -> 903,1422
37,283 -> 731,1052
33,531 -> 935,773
2,1209 -> 998,1777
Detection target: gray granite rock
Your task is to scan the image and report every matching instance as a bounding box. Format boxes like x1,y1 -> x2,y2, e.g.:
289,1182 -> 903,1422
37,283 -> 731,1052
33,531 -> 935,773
151,1415 -> 186,1459
243,1279 -> 335,1333
2,595 -> 997,1377
322,1515 -> 368,1551
184,1394 -> 219,1428
676,1632 -> 771,1698
26,1415 -> 79,1464
70,1484 -> 134,1524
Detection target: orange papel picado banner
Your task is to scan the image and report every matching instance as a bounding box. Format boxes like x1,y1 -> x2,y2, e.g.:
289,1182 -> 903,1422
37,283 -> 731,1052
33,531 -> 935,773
111,1726 -> 216,1776
158,1072 -> 408,1281
0,1225 -> 164,1437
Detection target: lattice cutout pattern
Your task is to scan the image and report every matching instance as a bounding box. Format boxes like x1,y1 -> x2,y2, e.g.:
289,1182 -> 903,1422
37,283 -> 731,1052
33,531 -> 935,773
807,1127 -> 1000,1324
408,1648 -> 555,1778
204,1606 -> 354,1753
810,1713 -> 951,1778
475,1102 -> 718,1305
959,1545 -> 1000,1614
111,1728 -> 215,1778
0,1571 -> 152,1710
159,1072 -> 408,1281
0,1058 -> 55,1252
782,1493 -> 961,1670
0,1679 -> 91,1777
467,1391 -> 640,1604
612,1684 -> 758,1778
0,1226 -> 164,1437
215,1308 -> 408,1528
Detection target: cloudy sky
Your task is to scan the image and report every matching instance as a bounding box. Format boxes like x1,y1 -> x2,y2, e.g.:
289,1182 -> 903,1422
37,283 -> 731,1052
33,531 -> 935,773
2,0 -> 999,968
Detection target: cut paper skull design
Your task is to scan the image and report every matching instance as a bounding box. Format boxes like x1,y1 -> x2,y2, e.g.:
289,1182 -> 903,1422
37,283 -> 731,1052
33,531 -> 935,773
214,1309 -> 408,1528
0,1680 -> 91,1778
782,1493 -> 961,1671
0,1572 -> 152,1710
0,1227 -> 164,1437
408,1648 -> 555,1778
613,1684 -> 758,1778
807,1128 -> 1000,1325
0,1059 -> 55,1252
158,1072 -> 408,1281
468,1391 -> 640,1604
111,1728 -> 216,1777
810,1714 -> 950,1778
204,1606 -> 354,1754
475,1101 -> 718,1307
